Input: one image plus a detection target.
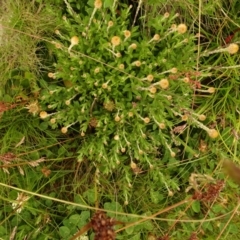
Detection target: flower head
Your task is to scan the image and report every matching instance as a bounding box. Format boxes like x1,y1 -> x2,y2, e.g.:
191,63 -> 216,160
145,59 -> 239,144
159,123 -> 166,129
115,115 -> 121,122
55,30 -> 60,35
40,111 -> 48,119
170,152 -> 176,158
80,131 -> 85,137
208,129 -> 219,139
147,74 -> 154,82
111,36 -> 121,46
68,36 -> 79,52
207,87 -> 215,93
164,12 -> 170,18
128,112 -> 133,117
177,24 -> 187,34
50,118 -> 56,124
159,79 -> 169,89
123,30 -> 131,39
121,148 -> 126,153
48,72 -> 55,79
12,193 -> 29,213
61,127 -> 68,134
25,101 -> 40,116
94,0 -> 102,9
168,190 -> 174,196
226,43 -> 239,54
104,101 -> 115,111
171,68 -> 178,73
55,43 -> 62,49
65,100 -> 71,105
129,43 -> 137,49
148,34 -> 160,43
114,135 -> 120,140
153,34 -> 160,41
171,24 -> 177,30
94,67 -> 100,74
118,64 -> 125,70
108,21 -> 114,27
130,161 -> 137,169
144,117 -> 150,123
133,60 -> 141,67
198,114 -> 206,121
149,87 -> 157,94
102,83 -> 108,89
70,36 -> 79,45
116,52 -> 121,58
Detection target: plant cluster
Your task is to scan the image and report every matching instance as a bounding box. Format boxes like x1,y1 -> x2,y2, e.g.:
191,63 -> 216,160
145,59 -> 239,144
36,1 -> 219,192
1,0 -> 240,239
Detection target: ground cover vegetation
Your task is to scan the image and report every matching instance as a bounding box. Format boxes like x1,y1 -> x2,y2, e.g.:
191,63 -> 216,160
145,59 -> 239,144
0,0 -> 240,239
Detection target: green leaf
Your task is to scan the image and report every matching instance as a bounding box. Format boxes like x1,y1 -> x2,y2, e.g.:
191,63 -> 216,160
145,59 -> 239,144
83,188 -> 96,204
80,211 -> 90,222
58,146 -> 67,157
150,190 -> 163,204
59,226 -> 71,238
143,221 -> 154,230
39,122 -> 49,131
74,195 -> 88,210
104,201 -> 123,212
0,226 -> 7,236
104,0 -> 114,8
129,233 -> 141,239
125,225 -> 135,234
191,200 -> 201,213
69,214 -> 81,226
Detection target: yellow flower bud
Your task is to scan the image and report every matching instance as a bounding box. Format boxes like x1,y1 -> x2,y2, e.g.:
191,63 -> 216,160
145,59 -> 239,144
114,135 -> 120,140
181,115 -> 188,121
198,114 -> 206,121
144,117 -> 150,123
207,87 -> 215,93
50,118 -> 56,124
227,43 -> 239,54
114,115 -> 121,122
171,68 -> 177,73
70,36 -> 79,45
80,131 -> 85,137
159,79 -> 169,89
123,30 -> 131,39
159,123 -> 166,129
111,36 -> 121,46
168,190 -> 174,197
129,43 -> 137,49
147,74 -> 154,82
121,148 -> 126,153
177,24 -> 187,34
153,34 -> 160,41
39,111 -> 48,119
94,0 -> 102,9
65,100 -> 71,105
149,87 -> 157,94
61,127 -> 68,134
102,83 -> 108,89
108,21 -> 114,27
133,60 -> 141,67
171,152 -> 176,158
130,161 -> 137,169
119,64 -> 125,70
128,112 -> 134,117
208,129 -> 219,139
